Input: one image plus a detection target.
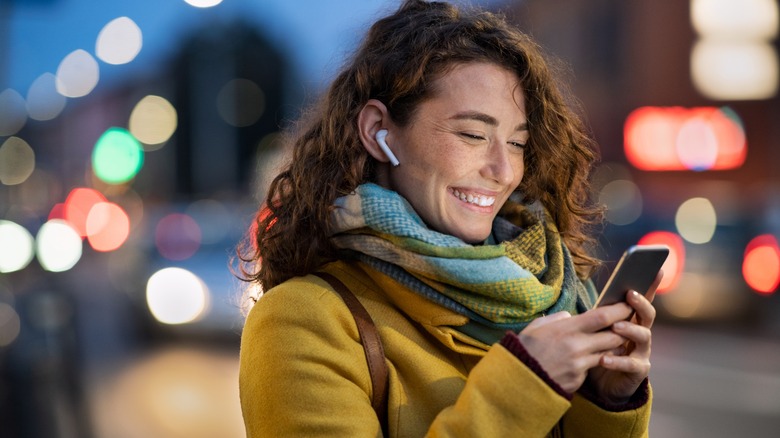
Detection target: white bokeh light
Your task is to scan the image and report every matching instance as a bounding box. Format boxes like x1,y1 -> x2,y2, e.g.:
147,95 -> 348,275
0,221 -> 35,273
26,73 -> 67,121
96,17 -> 143,65
36,219 -> 83,272
146,268 -> 209,325
675,197 -> 718,244
56,49 -> 100,98
184,0 -> 224,8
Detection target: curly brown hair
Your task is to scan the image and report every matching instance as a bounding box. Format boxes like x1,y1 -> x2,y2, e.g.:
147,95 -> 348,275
238,0 -> 603,296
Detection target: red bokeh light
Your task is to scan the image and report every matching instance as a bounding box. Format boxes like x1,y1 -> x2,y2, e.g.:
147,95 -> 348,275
624,106 -> 746,171
743,234 -> 780,295
64,188 -> 107,238
86,202 -> 131,252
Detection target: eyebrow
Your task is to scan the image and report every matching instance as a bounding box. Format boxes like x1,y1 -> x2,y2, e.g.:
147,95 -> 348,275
450,111 -> 529,132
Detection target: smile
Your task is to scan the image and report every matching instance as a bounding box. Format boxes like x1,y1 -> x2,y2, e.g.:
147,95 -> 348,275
451,188 -> 496,207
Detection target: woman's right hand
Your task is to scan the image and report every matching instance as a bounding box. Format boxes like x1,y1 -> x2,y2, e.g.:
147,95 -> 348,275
517,303 -> 634,394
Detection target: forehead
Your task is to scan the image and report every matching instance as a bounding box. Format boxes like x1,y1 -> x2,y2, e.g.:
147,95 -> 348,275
426,62 -> 526,114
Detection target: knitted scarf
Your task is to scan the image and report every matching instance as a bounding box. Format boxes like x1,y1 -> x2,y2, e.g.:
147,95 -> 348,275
329,183 -> 593,339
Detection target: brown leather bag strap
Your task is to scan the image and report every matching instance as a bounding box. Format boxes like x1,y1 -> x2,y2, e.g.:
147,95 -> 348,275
313,272 -> 389,436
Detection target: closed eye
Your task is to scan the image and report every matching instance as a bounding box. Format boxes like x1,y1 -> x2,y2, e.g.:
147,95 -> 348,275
460,133 -> 485,141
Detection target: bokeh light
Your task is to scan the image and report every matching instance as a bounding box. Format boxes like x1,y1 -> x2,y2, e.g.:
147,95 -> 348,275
691,0 -> 778,39
216,78 -> 265,127
92,128 -> 144,184
743,234 -> 780,294
0,88 -> 27,136
0,137 -> 36,185
675,197 -> 718,244
86,202 -> 131,252
638,231 -> 686,293
96,17 -> 143,65
624,106 -> 746,171
36,219 -> 83,272
184,0 -> 224,8
598,179 -> 643,225
64,187 -> 108,237
129,95 -> 178,148
0,220 -> 35,273
155,213 -> 202,260
56,49 -> 100,98
26,73 -> 67,121
146,268 -> 209,324
0,303 -> 21,347
691,40 -> 778,100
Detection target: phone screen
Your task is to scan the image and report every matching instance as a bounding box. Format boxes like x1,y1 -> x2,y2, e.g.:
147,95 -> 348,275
594,245 -> 669,307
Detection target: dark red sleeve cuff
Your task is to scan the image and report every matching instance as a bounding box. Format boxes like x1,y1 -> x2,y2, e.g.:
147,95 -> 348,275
578,377 -> 650,412
498,332 -> 573,401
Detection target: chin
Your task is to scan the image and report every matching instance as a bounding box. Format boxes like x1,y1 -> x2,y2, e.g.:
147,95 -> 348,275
458,230 -> 491,245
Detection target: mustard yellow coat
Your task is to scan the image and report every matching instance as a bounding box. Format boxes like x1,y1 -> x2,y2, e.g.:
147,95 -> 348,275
239,260 -> 651,437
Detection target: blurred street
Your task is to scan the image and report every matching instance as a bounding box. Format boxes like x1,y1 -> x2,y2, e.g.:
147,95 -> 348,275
650,324 -> 780,437
3,0 -> 780,436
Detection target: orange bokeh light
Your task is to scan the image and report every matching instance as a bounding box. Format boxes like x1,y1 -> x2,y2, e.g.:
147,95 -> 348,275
638,231 -> 685,293
64,188 -> 107,237
624,106 -> 746,171
86,202 -> 131,252
743,235 -> 780,295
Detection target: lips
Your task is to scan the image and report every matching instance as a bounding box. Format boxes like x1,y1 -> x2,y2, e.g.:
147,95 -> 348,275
450,188 -> 496,207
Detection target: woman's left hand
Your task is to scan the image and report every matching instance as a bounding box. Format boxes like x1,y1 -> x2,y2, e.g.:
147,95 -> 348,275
584,271 -> 662,404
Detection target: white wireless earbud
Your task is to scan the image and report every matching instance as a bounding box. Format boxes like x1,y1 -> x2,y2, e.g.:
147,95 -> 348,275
375,129 -> 400,166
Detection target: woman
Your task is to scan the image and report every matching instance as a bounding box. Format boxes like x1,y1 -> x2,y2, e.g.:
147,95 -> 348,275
238,1 -> 659,436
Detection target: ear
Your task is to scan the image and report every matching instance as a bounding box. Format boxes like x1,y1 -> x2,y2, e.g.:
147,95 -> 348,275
358,99 -> 395,164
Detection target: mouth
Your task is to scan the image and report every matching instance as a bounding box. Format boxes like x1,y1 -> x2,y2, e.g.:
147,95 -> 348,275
450,188 -> 496,207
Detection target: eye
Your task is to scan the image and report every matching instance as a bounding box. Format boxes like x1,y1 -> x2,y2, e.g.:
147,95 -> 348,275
509,141 -> 526,149
460,132 -> 485,141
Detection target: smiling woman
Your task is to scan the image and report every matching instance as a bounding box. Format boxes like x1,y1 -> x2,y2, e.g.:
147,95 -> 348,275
237,1 -> 659,436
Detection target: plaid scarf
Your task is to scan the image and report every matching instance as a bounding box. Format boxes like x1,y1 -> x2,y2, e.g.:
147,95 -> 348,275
330,183 -> 593,338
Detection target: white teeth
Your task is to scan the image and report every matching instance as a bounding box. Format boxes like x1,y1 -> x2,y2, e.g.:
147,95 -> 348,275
452,189 -> 495,207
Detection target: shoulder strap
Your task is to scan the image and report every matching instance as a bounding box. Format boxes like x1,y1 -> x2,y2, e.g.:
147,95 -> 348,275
313,272 -> 389,436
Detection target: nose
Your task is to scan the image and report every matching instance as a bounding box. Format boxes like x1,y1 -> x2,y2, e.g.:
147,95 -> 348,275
480,139 -> 518,186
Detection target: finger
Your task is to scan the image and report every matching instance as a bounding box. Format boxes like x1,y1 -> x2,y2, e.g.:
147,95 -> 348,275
588,330 -> 630,354
627,290 -> 657,329
611,321 -> 652,355
644,270 -> 663,304
600,354 -> 650,376
527,310 -> 572,329
579,303 -> 633,332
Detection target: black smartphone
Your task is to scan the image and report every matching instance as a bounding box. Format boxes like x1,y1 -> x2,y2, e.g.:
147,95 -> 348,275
594,245 -> 670,307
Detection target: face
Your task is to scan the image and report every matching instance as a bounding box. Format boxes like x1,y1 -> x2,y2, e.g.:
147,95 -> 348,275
381,62 -> 528,244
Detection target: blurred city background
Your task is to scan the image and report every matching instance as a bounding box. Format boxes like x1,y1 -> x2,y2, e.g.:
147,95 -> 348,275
1,0 -> 779,437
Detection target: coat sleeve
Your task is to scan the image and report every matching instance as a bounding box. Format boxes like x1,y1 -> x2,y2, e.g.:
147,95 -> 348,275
560,385 -> 652,438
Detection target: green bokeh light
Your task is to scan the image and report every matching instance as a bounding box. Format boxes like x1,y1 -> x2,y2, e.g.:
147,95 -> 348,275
92,127 -> 144,184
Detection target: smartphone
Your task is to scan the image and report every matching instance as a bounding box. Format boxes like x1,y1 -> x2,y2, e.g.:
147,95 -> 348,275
594,245 -> 670,307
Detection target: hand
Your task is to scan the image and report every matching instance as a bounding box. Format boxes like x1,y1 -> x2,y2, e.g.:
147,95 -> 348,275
517,301 -> 636,394
585,271 -> 662,404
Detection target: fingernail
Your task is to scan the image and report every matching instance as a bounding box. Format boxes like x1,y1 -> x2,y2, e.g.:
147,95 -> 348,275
614,321 -> 627,330
603,356 -> 613,365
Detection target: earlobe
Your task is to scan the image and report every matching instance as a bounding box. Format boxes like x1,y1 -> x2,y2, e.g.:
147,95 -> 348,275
358,99 -> 398,166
